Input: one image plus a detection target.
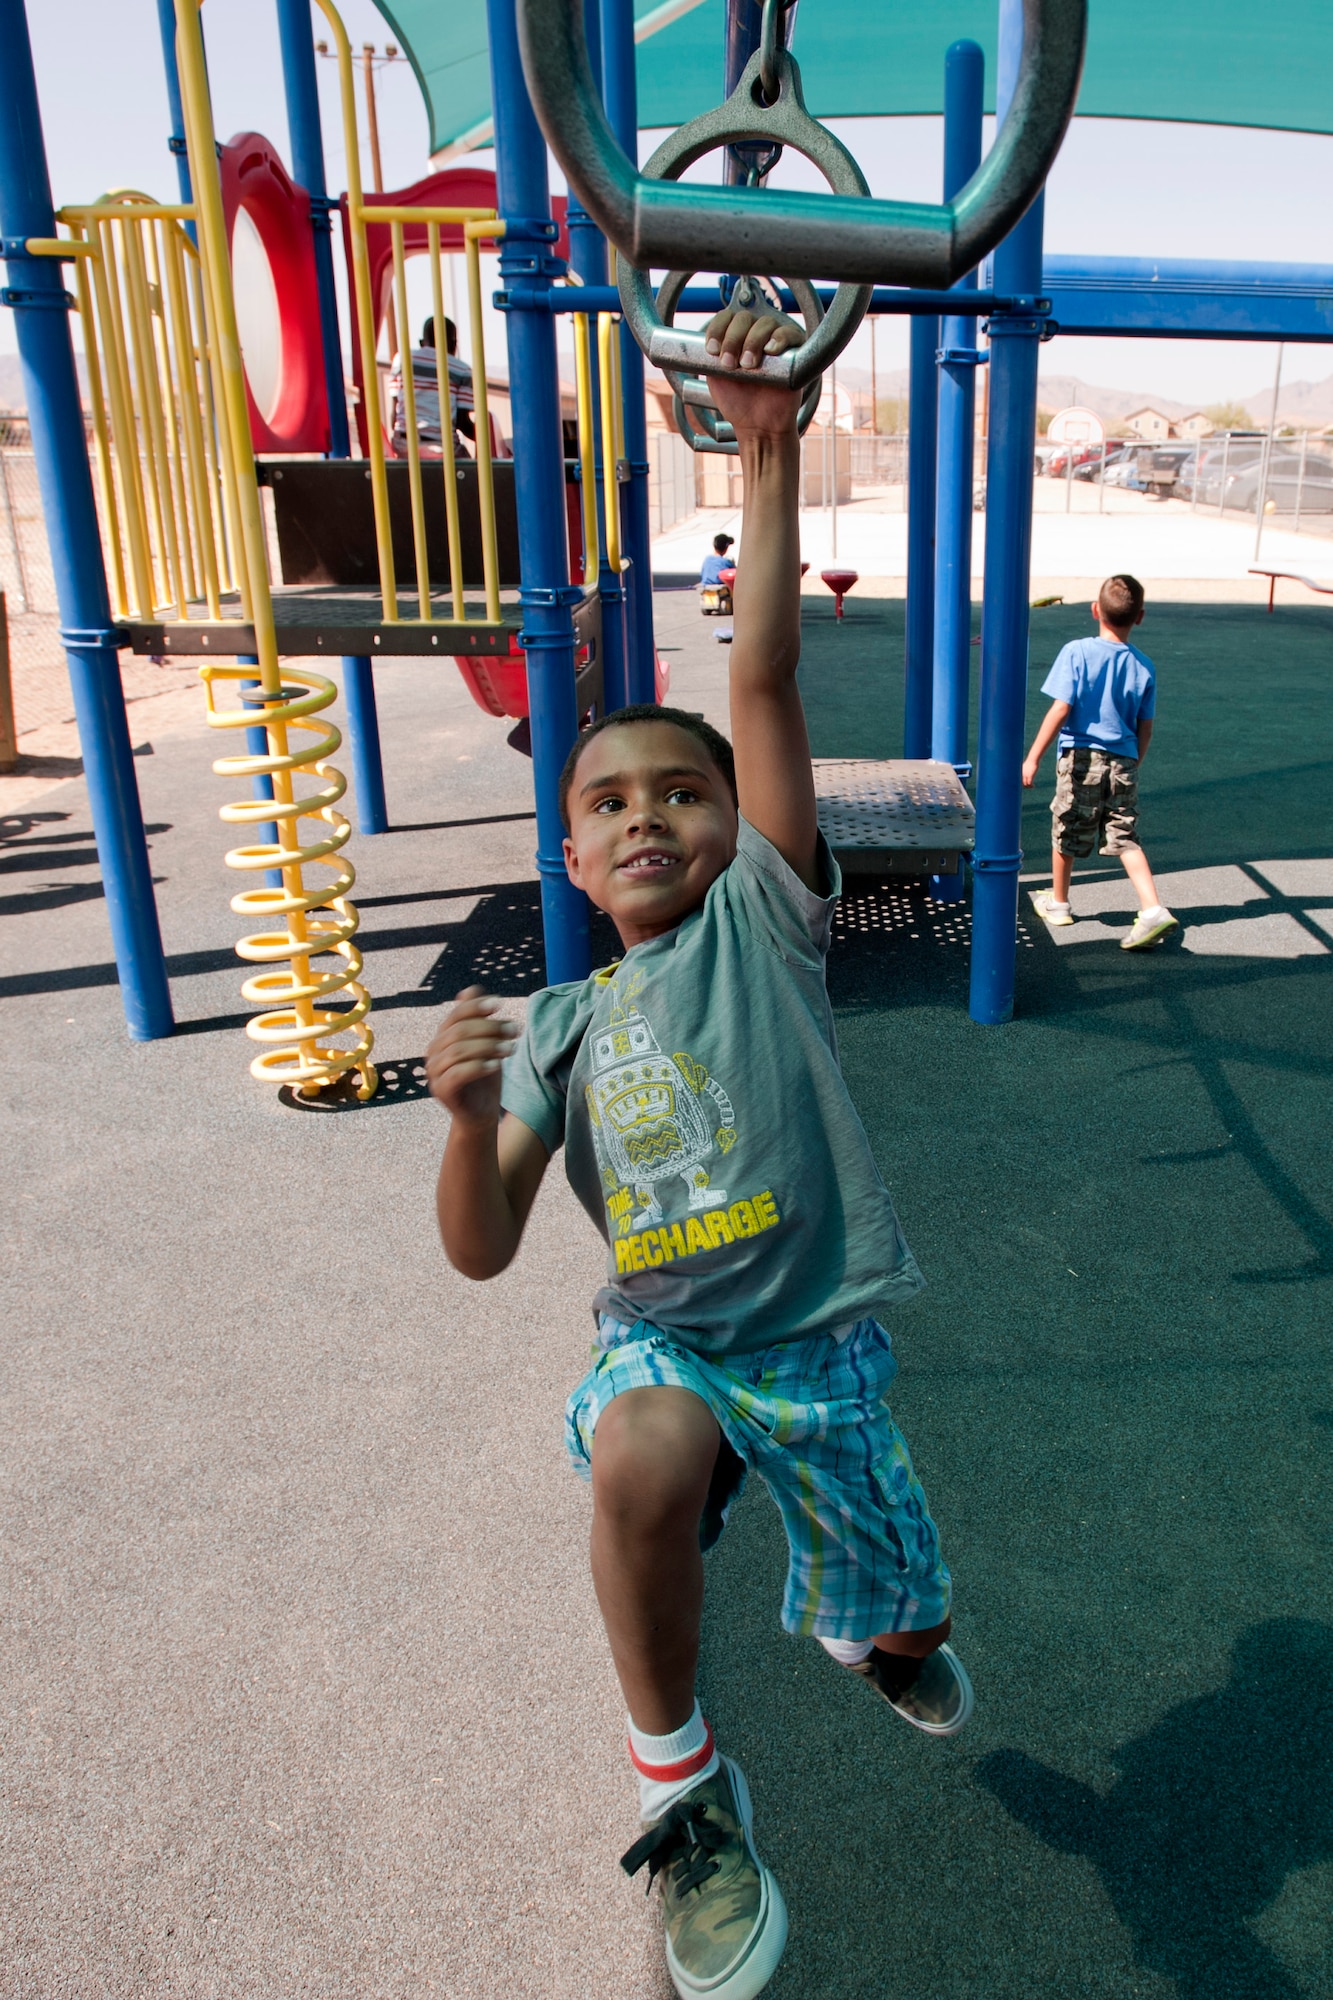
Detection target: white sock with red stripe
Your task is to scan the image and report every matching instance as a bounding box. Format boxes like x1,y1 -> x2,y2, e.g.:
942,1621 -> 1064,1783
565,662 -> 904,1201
819,1635 -> 875,1667
628,1699 -> 719,1822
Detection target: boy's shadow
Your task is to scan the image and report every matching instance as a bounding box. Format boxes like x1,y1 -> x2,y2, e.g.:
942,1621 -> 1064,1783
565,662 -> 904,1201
978,1619 -> 1333,1998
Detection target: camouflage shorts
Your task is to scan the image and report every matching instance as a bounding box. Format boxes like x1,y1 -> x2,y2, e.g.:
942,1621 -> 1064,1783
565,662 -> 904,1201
1051,747 -> 1140,857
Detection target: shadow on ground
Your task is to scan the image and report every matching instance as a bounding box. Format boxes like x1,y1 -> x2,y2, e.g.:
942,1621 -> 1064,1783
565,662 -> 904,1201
977,1618 -> 1333,1999
687,597 -> 1333,1996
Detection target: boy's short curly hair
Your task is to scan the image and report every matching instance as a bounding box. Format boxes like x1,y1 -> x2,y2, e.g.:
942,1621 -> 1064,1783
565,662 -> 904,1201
1098,574 -> 1145,627
558,705 -> 738,831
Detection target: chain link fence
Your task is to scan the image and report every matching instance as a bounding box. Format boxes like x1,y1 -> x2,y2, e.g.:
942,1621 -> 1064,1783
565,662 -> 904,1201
0,413 -> 201,756
1036,428 -> 1333,537
0,417 -> 66,741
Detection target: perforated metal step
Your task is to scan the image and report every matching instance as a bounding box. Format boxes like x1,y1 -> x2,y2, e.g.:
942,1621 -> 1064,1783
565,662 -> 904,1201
813,758 -> 975,875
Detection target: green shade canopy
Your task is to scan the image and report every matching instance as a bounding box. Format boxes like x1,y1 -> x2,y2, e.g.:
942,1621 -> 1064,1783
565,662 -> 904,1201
374,0 -> 1333,163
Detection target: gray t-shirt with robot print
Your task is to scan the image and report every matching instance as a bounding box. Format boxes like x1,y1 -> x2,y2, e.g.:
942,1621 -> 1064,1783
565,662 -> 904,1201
501,817 -> 924,1358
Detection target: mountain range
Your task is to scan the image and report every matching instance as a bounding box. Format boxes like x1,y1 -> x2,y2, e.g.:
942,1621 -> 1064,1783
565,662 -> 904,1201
4,352 -> 1331,430
837,362 -> 1333,429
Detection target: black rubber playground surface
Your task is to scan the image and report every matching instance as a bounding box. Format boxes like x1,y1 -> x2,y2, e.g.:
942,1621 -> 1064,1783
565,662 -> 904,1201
698,594 -> 1333,1998
2,588 -> 1329,1996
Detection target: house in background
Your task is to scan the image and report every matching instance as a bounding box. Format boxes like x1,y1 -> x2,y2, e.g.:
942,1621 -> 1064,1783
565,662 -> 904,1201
1124,406 -> 1175,441
1174,411 -> 1215,439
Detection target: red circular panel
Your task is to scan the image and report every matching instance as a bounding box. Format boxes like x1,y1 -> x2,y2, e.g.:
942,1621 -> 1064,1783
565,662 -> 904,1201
219,131 -> 329,454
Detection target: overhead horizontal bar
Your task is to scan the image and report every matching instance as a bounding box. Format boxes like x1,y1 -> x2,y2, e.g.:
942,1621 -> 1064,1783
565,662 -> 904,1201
505,252 -> 1333,342
1041,255 -> 1333,342
501,284 -> 1042,316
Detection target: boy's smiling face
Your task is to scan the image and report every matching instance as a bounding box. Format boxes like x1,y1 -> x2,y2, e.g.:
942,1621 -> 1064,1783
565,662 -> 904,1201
562,720 -> 739,948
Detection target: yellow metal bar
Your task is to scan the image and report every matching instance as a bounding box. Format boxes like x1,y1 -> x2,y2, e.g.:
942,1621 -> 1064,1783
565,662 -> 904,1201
359,206 -> 497,226
188,250 -> 241,603
463,222 -> 502,623
597,312 -> 621,574
390,221 -> 432,621
121,212 -> 184,612
312,0 -> 398,621
113,214 -> 168,608
607,294 -> 627,471
176,0 -> 278,682
162,216 -> 220,614
147,217 -> 199,607
572,311 -> 598,584
91,216 -> 155,619
68,226 -> 128,617
62,203 -> 197,223
25,236 -> 98,258
428,222 -> 466,622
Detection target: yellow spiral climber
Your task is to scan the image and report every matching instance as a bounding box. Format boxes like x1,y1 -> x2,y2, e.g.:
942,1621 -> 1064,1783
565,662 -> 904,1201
167,0 -> 378,1099
201,664 -> 377,1099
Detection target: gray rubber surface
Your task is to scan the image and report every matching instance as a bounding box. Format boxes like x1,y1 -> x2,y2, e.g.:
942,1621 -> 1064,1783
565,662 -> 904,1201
3,640 -> 681,1998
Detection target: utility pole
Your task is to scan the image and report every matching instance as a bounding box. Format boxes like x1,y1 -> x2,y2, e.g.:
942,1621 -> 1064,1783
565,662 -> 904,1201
870,317 -> 877,435
362,42 -> 396,358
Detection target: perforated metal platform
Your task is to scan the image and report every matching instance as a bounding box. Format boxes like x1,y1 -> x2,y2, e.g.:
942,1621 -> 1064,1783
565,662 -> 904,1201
813,758 -> 975,875
122,586 -> 517,659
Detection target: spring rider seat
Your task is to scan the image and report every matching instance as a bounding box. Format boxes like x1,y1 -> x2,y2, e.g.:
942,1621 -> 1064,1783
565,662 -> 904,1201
821,568 -> 859,620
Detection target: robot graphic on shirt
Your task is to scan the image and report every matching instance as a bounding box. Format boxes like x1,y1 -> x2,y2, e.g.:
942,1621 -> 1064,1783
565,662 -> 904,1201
585,972 -> 737,1231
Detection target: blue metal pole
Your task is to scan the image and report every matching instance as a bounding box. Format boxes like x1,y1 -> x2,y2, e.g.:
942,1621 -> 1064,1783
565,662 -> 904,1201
154,0 -> 194,208
238,668 -> 283,890
601,0 -> 658,704
903,312 -> 938,758
339,654 -> 388,830
275,0 -> 350,460
970,0 -> 1047,1025
487,0 -> 591,983
564,0 -> 630,716
0,0 -> 173,1039
275,0 -> 387,834
931,39 -> 983,783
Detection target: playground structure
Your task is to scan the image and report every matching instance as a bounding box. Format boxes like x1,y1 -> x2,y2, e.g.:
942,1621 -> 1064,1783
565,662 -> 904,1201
2,0 -> 1332,1075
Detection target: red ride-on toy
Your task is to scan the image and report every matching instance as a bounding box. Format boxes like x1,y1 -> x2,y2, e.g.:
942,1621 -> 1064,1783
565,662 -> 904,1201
700,563 -> 736,616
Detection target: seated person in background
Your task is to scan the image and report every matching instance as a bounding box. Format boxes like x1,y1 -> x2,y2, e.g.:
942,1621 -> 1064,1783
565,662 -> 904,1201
699,531 -> 735,586
390,315 -> 476,458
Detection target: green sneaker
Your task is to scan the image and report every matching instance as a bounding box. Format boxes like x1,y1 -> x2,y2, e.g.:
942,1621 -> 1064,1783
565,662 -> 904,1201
1120,907 -> 1179,951
844,1642 -> 974,1737
1031,891 -> 1074,928
620,1757 -> 787,2000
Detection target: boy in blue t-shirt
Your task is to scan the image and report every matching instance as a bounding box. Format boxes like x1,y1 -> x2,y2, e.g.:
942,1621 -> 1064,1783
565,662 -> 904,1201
425,303 -> 967,1999
1023,574 -> 1178,950
699,531 -> 735,586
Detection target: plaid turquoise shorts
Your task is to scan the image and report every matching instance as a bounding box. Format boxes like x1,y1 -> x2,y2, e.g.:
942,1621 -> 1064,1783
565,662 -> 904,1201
565,1316 -> 951,1642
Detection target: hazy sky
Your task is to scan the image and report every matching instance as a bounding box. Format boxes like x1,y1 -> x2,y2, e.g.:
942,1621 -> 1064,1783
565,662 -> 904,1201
11,0 -> 1333,407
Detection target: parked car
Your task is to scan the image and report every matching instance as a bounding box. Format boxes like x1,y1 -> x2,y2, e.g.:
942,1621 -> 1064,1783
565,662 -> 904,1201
1176,436 -> 1264,504
1142,444 -> 1197,498
1046,442 -> 1097,478
1073,440 -> 1131,480
1180,440 -> 1333,513
1100,444 -> 1155,490
1175,438 -> 1263,505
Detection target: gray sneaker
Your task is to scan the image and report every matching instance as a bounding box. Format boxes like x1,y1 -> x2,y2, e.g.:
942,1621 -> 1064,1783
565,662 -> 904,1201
1032,890 -> 1074,928
1121,907 -> 1179,951
620,1757 -> 788,2000
844,1642 -> 975,1736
